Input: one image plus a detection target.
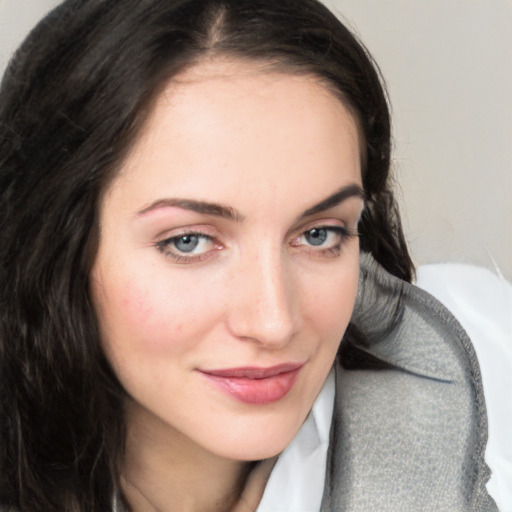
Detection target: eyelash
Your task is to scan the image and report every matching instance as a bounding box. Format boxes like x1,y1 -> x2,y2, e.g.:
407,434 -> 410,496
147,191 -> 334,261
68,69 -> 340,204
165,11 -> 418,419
155,232 -> 216,263
292,225 -> 359,258
155,225 -> 359,264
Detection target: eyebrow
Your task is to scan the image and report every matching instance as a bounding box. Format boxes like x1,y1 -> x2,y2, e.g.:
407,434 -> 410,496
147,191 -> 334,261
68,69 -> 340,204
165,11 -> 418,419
137,198 -> 244,221
136,183 -> 365,221
299,184 -> 366,219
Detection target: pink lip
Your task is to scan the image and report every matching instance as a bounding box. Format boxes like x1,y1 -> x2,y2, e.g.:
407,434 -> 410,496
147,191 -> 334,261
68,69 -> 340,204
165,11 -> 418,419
199,363 -> 304,404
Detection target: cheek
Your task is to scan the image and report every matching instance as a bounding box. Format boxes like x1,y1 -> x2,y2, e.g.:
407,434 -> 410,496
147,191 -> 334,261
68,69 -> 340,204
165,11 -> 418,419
301,257 -> 360,338
119,283 -> 173,342
91,266 -> 220,359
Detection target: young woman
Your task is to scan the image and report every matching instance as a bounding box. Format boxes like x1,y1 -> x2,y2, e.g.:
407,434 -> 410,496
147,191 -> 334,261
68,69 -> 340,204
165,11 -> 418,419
0,0 -> 497,510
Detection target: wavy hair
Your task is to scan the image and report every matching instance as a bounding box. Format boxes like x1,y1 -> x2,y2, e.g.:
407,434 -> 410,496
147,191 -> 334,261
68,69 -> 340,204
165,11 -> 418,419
0,0 -> 413,509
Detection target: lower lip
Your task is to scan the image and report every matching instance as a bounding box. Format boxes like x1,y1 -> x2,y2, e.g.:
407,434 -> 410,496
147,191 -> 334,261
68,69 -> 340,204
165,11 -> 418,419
200,367 -> 302,405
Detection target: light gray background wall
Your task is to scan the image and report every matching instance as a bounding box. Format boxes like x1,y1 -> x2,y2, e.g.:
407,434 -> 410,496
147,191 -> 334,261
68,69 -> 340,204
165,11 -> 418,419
323,0 -> 512,281
1,0 -> 511,279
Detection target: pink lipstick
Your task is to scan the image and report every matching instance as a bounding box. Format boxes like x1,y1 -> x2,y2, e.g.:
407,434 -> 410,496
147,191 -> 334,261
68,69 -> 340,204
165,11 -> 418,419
199,363 -> 303,404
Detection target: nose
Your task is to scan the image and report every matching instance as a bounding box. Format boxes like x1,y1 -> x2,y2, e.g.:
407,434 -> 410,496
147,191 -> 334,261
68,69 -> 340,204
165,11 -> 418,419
225,251 -> 300,348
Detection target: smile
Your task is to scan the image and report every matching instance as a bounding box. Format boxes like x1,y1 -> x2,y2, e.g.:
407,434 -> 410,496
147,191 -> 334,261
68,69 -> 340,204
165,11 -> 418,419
199,363 -> 304,404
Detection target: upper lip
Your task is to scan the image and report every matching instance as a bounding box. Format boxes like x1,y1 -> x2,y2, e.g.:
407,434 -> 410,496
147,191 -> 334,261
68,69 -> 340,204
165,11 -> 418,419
199,362 -> 305,379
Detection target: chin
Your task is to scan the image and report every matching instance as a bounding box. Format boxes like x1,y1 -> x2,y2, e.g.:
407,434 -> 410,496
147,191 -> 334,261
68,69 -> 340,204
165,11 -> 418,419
206,411 -> 309,462
217,443 -> 292,463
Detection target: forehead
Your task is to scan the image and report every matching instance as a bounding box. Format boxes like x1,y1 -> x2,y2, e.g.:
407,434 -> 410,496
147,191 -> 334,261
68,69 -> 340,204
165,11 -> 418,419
107,59 -> 362,212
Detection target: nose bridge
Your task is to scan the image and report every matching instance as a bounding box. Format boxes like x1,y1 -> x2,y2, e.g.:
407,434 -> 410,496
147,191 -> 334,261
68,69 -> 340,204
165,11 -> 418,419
227,245 -> 298,346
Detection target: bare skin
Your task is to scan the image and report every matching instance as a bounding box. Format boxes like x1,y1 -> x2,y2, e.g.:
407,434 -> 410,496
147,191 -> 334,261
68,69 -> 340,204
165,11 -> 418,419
121,401 -> 276,512
92,58 -> 362,512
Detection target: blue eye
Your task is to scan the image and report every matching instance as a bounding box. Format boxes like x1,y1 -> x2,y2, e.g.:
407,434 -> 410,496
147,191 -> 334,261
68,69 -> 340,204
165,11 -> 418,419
156,232 -> 216,262
304,228 -> 329,246
173,234 -> 200,253
292,225 -> 357,256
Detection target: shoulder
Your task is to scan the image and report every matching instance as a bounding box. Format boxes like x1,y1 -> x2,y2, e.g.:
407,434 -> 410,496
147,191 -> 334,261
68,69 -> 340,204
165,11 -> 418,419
415,262 -> 512,511
321,254 -> 498,511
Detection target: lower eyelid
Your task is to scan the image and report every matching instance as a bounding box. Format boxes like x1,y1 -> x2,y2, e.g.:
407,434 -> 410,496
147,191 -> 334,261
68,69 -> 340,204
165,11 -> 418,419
317,244 -> 343,257
155,231 -> 227,265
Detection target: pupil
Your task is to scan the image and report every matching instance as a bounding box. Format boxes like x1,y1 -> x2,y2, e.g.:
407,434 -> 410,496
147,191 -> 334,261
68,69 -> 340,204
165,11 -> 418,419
306,228 -> 327,246
174,235 -> 199,253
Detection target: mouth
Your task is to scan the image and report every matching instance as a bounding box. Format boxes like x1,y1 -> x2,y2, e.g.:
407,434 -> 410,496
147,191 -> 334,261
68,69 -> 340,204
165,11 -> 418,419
199,363 -> 305,404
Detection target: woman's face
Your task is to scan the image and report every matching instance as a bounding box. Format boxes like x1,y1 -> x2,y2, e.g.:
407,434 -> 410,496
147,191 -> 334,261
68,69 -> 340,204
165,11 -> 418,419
91,60 -> 364,461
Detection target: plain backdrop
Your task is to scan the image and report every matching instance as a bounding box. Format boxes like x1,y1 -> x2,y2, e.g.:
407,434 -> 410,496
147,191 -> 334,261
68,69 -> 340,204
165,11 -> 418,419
1,0 -> 511,280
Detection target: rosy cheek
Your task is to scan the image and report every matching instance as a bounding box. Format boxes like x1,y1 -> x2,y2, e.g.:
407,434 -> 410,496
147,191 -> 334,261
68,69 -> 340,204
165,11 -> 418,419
92,273 -> 162,348
121,285 -> 153,320
117,283 -> 174,344
109,275 -> 209,353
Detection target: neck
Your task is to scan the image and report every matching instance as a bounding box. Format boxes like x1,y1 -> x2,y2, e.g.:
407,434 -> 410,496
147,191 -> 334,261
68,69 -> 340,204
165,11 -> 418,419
121,400 -> 258,512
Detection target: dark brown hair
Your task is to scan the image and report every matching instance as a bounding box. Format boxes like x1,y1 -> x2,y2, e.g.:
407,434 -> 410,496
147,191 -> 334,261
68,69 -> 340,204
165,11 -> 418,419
0,0 -> 413,509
